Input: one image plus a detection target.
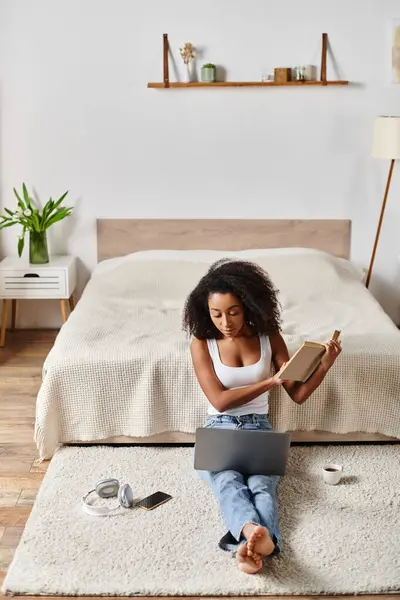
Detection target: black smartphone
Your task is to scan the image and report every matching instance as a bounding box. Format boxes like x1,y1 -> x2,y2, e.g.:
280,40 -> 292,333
136,491 -> 172,511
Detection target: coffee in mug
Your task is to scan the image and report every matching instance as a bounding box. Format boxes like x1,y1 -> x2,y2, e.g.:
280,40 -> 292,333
322,463 -> 343,485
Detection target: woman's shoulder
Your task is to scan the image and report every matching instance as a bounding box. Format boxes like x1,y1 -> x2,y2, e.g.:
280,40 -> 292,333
267,330 -> 283,342
191,337 -> 206,346
267,330 -> 287,354
190,337 -> 212,352
190,338 -> 215,364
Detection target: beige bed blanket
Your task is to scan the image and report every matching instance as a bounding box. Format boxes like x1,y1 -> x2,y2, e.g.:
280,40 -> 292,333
35,250 -> 400,458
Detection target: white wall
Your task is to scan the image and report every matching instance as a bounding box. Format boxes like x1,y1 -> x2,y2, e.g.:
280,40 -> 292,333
1,0 -> 400,327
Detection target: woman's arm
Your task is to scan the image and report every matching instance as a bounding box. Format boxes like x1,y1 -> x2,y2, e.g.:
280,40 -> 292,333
190,338 -> 283,413
269,331 -> 342,405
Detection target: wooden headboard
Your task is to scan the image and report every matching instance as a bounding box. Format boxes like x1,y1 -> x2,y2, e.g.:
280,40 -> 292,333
97,219 -> 351,262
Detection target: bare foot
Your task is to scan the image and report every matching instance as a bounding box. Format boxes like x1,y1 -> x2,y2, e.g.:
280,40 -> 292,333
246,525 -> 275,558
237,542 -> 263,574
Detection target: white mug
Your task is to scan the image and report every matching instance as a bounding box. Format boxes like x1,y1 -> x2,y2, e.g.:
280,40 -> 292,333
322,463 -> 343,485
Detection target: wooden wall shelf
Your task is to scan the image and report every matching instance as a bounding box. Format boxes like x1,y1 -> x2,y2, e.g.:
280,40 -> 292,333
148,80 -> 349,88
148,33 -> 349,89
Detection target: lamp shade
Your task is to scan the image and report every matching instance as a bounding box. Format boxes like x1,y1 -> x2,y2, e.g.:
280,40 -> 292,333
372,116 -> 400,159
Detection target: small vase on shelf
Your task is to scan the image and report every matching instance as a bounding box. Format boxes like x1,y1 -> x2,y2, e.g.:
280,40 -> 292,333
185,63 -> 191,83
179,42 -> 195,84
29,231 -> 49,264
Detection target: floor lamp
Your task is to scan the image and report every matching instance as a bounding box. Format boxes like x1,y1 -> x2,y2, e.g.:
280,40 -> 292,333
366,116 -> 400,288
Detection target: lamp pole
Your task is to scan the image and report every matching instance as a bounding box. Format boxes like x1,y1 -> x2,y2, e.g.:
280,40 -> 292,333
365,159 -> 395,288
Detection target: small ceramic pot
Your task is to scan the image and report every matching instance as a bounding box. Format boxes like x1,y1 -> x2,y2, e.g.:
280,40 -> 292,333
201,66 -> 216,83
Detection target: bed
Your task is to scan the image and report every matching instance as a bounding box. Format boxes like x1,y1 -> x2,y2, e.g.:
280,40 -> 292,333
34,219 -> 400,459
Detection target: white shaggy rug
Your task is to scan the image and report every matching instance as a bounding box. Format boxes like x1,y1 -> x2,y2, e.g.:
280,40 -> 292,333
3,445 -> 400,596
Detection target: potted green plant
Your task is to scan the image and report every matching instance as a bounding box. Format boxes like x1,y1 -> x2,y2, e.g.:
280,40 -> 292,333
201,63 -> 216,83
0,183 -> 73,264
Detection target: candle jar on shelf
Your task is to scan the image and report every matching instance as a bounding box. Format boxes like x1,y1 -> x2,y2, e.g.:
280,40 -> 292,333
293,66 -> 306,81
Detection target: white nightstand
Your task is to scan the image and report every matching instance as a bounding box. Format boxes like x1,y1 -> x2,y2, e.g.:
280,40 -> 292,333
0,256 -> 77,347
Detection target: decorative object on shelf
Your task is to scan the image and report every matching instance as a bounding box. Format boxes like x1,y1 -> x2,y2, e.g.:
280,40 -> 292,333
305,65 -> 317,81
392,20 -> 400,83
274,67 -> 292,83
179,42 -> 195,83
0,183 -> 73,264
366,116 -> 400,288
201,63 -> 216,82
261,73 -> 274,82
293,66 -> 306,81
148,33 -> 348,88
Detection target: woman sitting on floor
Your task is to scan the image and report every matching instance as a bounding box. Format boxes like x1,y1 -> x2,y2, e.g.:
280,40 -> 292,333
183,259 -> 341,574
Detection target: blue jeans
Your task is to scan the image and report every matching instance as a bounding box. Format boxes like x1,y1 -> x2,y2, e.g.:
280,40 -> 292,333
198,413 -> 282,554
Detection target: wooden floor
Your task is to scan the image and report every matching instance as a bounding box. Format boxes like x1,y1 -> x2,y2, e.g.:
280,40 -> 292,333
0,329 -> 397,599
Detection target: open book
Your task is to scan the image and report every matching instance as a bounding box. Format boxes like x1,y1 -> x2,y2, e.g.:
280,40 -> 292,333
277,330 -> 340,383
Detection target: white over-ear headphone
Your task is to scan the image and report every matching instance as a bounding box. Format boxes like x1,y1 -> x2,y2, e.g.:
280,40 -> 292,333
82,478 -> 134,516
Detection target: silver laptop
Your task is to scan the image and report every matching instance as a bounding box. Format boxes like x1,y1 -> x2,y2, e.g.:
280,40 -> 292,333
194,428 -> 291,476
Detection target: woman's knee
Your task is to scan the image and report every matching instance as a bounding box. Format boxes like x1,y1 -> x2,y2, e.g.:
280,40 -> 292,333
212,469 -> 245,490
247,474 -> 279,494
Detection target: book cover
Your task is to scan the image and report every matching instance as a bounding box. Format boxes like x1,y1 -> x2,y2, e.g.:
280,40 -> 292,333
277,331 -> 340,383
277,342 -> 326,382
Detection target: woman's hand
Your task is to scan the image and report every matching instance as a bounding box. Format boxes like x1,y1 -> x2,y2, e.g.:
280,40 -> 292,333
265,364 -> 287,390
320,340 -> 342,373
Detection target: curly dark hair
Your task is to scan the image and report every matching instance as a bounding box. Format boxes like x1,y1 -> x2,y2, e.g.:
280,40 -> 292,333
182,258 -> 282,339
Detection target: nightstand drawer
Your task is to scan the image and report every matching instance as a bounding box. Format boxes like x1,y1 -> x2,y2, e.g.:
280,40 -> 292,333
0,269 -> 67,298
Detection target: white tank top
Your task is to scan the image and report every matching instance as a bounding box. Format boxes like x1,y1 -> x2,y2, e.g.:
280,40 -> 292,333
206,335 -> 272,417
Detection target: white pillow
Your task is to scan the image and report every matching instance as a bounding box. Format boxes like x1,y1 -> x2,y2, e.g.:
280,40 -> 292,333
237,248 -> 365,282
93,247 -> 365,282
92,249 -> 230,275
